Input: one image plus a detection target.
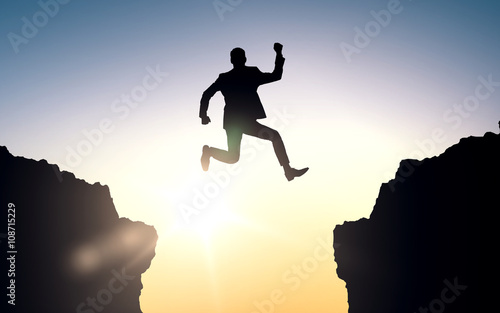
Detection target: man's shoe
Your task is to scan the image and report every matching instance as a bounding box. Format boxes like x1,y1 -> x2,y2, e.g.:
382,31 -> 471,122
201,145 -> 210,171
285,167 -> 309,181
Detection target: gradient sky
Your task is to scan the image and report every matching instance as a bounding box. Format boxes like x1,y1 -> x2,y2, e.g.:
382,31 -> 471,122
1,1 -> 500,313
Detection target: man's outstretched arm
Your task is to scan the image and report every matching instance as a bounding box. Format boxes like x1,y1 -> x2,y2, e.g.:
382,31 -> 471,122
199,79 -> 220,124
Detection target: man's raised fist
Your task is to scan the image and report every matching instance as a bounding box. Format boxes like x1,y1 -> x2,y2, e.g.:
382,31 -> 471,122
274,42 -> 283,54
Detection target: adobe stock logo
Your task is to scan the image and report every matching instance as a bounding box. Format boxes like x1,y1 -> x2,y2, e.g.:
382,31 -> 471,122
386,73 -> 499,192
414,277 -> 467,313
340,0 -> 403,63
212,0 -> 244,21
7,0 -> 73,54
63,65 -> 168,169
250,233 -> 333,313
75,267 -> 136,313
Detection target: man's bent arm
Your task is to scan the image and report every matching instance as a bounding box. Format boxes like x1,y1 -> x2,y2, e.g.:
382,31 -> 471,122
199,80 -> 219,118
259,52 -> 285,85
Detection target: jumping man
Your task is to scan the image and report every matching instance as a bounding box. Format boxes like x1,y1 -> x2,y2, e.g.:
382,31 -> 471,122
199,43 -> 308,181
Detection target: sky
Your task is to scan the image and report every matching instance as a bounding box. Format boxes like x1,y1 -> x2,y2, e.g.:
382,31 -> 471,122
1,0 -> 500,312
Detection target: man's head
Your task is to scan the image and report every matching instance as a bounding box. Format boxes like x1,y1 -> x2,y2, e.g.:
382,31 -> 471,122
230,47 -> 246,67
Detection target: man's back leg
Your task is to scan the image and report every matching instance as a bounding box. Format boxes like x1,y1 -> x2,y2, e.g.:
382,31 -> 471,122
244,121 -> 308,181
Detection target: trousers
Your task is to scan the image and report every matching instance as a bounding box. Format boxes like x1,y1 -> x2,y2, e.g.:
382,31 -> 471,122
211,119 -> 290,166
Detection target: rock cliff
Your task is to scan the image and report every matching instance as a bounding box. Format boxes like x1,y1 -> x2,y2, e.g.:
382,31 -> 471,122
0,146 -> 157,313
334,132 -> 498,313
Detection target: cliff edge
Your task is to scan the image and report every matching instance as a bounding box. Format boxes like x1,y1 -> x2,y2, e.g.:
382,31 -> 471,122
334,132 -> 498,313
0,146 -> 157,313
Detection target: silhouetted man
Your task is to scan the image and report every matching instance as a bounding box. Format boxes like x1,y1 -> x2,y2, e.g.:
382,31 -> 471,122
199,43 -> 308,181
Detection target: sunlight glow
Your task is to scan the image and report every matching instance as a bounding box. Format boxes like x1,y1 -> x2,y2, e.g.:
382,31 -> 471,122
176,201 -> 241,243
71,244 -> 101,275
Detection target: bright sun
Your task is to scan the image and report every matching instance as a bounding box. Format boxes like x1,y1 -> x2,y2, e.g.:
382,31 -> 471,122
172,200 -> 242,243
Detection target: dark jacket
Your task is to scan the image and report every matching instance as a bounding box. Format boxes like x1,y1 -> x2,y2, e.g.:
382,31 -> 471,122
200,54 -> 285,129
